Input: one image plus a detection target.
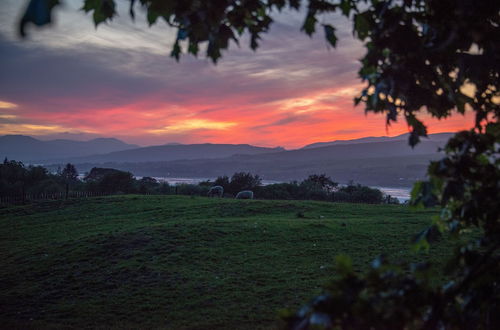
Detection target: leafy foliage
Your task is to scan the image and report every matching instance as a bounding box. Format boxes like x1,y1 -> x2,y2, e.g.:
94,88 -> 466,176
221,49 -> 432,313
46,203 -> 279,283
0,158 -> 63,196
1,163 -> 173,199
256,176 -> 386,204
301,174 -> 338,192
334,183 -> 384,204
212,172 -> 262,195
84,167 -> 137,193
137,176 -> 159,193
19,0 -> 60,37
284,1 -> 499,328
349,0 -> 499,146
214,175 -> 230,192
228,171 -> 262,194
285,124 -> 500,329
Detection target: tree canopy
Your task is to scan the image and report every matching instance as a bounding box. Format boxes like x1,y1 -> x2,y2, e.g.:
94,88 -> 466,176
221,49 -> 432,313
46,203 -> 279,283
18,0 -> 500,329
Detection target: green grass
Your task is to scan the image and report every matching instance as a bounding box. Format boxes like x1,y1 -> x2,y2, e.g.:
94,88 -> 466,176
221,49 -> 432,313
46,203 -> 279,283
0,195 -> 452,329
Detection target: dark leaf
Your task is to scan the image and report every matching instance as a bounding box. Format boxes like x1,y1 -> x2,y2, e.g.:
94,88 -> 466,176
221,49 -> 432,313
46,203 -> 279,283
302,12 -> 317,36
19,0 -> 60,37
323,24 -> 337,47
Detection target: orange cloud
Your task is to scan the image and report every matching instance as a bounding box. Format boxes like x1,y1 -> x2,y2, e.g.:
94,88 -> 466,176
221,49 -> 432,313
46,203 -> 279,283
149,119 -> 237,134
3,82 -> 475,149
0,100 -> 18,109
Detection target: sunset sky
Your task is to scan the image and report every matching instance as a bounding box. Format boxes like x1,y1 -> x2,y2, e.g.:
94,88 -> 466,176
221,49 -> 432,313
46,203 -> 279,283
0,0 -> 474,149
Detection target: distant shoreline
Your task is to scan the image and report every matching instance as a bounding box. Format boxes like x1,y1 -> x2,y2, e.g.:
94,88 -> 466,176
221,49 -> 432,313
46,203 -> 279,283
137,176 -> 412,202
76,173 -> 413,202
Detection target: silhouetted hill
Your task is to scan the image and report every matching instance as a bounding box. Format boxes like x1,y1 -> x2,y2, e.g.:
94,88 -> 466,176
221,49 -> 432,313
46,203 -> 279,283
0,135 -> 138,162
302,132 -> 453,149
252,136 -> 446,162
46,134 -> 450,188
66,144 -> 286,163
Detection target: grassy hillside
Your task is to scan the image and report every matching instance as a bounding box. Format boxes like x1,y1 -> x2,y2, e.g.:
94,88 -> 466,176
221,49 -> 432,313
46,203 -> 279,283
0,196 -> 452,329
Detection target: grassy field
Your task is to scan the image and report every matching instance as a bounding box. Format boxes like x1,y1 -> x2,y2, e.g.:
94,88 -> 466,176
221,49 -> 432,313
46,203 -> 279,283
0,195 -> 453,329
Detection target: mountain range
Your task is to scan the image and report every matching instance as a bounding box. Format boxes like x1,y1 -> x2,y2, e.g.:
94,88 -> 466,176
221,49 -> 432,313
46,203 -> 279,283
0,135 -> 285,163
0,135 -> 138,162
64,144 -> 286,163
64,138 -> 445,187
302,132 -> 452,149
1,133 -> 453,187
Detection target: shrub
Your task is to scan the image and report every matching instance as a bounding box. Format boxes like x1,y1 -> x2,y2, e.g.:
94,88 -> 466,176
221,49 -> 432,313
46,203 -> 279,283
257,183 -> 295,200
28,179 -> 64,195
335,184 -> 383,204
136,176 -> 159,194
176,184 -> 209,196
228,172 -> 262,195
214,175 -> 230,191
84,168 -> 135,194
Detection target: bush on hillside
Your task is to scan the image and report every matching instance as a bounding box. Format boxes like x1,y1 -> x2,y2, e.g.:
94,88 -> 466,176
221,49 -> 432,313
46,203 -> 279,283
175,183 -> 209,196
137,176 -> 159,194
334,184 -> 384,204
214,175 -> 230,191
228,172 -> 262,194
84,167 -> 135,194
257,183 -> 297,200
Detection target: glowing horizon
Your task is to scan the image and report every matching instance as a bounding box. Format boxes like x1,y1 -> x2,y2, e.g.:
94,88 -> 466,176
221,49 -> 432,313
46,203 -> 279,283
0,1 -> 475,149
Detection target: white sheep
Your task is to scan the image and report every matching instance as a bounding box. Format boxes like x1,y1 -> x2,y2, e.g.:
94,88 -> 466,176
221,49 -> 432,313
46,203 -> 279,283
235,190 -> 254,199
207,185 -> 224,198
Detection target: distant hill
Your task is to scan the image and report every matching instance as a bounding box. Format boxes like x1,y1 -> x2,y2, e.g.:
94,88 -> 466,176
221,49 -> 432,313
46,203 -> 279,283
0,135 -> 138,162
49,134 -> 451,188
302,132 -> 453,149
65,144 -> 286,164
8,133 -> 454,187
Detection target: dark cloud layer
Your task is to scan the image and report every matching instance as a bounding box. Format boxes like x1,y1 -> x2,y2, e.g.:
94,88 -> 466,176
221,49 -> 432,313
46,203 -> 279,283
0,37 -> 165,110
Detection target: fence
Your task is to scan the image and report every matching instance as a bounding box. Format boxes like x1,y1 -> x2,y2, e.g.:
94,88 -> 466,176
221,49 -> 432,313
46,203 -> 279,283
0,186 -> 191,206
0,191 -> 113,205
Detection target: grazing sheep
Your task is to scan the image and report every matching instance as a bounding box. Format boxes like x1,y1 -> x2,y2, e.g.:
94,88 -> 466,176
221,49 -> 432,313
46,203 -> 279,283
207,185 -> 224,198
235,190 -> 254,199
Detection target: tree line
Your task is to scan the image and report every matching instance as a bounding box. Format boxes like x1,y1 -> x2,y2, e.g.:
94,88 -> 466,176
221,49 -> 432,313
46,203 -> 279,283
0,159 -> 398,205
0,159 -> 170,199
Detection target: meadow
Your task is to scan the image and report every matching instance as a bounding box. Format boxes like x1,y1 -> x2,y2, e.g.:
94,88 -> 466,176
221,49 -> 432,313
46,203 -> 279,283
0,195 -> 453,329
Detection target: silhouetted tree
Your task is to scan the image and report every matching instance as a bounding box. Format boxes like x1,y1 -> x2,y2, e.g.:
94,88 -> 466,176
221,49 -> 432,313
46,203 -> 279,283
214,175 -> 230,191
228,172 -> 261,194
302,174 -> 338,192
61,163 -> 78,182
84,167 -> 135,194
60,163 -> 78,198
0,160 -> 26,196
0,160 -> 60,198
137,176 -> 158,193
335,183 -> 384,204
